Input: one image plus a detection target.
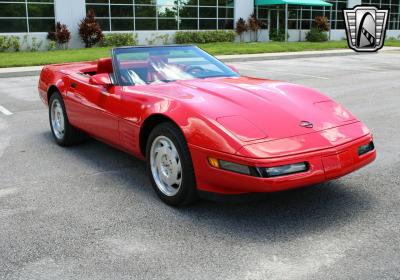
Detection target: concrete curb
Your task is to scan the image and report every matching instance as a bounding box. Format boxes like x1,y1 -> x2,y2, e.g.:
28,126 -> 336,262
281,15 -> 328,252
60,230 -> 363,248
0,66 -> 43,78
0,47 -> 399,78
218,50 -> 359,63
217,46 -> 400,62
0,70 -> 43,78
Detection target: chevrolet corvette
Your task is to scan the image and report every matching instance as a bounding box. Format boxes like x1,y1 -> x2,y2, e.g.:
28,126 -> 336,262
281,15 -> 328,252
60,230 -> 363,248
38,45 -> 376,206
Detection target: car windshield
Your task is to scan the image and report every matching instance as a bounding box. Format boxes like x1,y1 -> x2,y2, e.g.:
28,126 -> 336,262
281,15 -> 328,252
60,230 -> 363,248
112,45 -> 239,86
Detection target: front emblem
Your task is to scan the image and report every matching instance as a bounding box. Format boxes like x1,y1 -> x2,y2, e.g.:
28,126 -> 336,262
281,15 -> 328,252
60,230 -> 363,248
343,5 -> 388,52
300,121 -> 313,128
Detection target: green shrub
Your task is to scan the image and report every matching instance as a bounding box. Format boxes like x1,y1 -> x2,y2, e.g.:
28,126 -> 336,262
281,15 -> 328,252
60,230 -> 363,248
175,30 -> 236,44
101,33 -> 138,47
22,35 -> 43,52
0,36 -> 21,52
305,27 -> 328,42
0,37 -> 8,52
30,37 -> 43,52
47,40 -> 57,51
146,33 -> 170,45
8,36 -> 20,52
269,28 -> 288,42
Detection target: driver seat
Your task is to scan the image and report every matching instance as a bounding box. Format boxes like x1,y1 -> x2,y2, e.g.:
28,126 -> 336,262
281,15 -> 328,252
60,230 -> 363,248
97,58 -> 113,74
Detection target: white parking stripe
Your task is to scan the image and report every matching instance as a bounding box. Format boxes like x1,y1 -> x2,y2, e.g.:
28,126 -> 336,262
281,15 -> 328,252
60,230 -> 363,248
237,65 -> 329,80
274,70 -> 330,80
0,105 -> 13,116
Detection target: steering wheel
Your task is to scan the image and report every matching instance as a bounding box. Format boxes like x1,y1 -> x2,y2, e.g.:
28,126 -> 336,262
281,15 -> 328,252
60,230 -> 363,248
185,65 -> 207,76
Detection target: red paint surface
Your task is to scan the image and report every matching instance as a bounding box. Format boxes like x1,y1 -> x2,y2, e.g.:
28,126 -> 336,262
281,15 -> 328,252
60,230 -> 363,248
38,60 -> 376,194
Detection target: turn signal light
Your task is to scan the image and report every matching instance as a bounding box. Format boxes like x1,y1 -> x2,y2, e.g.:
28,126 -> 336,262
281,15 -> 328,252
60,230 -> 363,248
208,157 -> 308,178
208,157 -> 220,168
208,157 -> 251,175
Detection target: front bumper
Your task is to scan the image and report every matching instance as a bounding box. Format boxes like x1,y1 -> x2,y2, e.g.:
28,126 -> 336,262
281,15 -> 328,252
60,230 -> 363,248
189,133 -> 376,194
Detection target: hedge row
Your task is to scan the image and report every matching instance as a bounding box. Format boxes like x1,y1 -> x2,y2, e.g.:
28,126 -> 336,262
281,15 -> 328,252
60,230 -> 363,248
1,30 -> 237,53
0,36 -> 20,52
175,30 -> 236,44
100,33 -> 139,47
95,31 -> 236,46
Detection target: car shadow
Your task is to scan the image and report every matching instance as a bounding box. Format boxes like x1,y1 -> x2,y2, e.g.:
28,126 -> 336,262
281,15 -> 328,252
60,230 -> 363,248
179,183 -> 372,242
41,132 -> 373,242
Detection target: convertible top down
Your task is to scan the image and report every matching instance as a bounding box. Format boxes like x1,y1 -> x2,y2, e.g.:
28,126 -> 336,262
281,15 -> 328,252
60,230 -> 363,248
38,45 -> 376,205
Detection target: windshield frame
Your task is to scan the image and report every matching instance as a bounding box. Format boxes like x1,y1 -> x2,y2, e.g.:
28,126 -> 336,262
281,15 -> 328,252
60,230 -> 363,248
111,45 -> 239,86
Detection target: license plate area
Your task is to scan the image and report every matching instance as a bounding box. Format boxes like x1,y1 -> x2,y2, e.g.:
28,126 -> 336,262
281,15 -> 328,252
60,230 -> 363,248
322,150 -> 354,179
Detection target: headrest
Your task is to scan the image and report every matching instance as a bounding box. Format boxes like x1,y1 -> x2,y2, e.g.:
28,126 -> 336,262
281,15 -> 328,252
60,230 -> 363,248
97,58 -> 113,74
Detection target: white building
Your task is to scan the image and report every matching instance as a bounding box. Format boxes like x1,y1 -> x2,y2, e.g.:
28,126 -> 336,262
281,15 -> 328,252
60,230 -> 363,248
0,0 -> 398,49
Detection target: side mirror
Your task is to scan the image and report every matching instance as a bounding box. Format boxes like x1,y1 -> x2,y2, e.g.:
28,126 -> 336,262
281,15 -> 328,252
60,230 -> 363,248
89,73 -> 113,88
227,64 -> 239,74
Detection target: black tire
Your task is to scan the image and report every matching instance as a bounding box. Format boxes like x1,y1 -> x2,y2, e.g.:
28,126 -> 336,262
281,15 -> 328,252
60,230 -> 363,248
49,91 -> 85,146
146,122 -> 197,206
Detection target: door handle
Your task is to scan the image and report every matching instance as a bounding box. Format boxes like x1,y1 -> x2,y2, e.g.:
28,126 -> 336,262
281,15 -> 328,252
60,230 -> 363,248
71,82 -> 77,88
100,90 -> 110,97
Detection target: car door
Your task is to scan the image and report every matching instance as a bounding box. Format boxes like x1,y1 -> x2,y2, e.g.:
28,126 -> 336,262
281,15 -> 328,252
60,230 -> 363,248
65,73 -> 121,145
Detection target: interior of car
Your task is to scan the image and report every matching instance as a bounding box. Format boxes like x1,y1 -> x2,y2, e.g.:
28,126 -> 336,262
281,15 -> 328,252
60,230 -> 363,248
92,56 -> 177,85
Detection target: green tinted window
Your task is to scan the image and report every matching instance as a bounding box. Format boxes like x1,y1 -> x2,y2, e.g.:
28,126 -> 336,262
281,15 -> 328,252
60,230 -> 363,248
85,0 -> 234,30
0,1 -> 54,32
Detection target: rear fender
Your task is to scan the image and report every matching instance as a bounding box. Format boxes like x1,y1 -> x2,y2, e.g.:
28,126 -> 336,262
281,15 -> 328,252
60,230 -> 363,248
38,67 -> 70,106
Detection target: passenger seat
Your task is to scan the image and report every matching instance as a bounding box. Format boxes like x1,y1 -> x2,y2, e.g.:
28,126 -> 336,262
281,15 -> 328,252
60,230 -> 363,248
97,58 -> 113,74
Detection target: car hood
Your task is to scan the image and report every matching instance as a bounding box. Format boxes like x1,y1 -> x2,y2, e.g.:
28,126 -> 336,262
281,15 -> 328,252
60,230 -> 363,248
130,76 -> 357,143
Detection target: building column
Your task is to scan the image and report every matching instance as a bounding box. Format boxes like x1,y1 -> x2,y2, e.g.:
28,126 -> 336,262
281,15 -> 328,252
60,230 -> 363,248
234,0 -> 254,22
234,0 -> 254,27
234,0 -> 254,42
347,0 -> 362,8
54,0 -> 86,48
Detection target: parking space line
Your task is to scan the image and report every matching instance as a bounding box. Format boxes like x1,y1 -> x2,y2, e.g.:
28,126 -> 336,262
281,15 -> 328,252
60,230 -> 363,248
0,105 -> 13,116
273,70 -> 329,80
237,65 -> 329,80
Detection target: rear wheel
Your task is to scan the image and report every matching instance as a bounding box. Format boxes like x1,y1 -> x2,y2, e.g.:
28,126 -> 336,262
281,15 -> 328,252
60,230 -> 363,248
146,123 -> 197,206
49,91 -> 85,146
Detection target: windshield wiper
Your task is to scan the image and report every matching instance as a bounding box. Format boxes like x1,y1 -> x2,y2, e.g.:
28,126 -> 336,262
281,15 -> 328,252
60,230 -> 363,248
198,75 -> 230,79
147,79 -> 177,85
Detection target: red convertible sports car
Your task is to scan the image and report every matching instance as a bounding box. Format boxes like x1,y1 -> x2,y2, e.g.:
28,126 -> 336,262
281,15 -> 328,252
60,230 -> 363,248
38,45 -> 376,206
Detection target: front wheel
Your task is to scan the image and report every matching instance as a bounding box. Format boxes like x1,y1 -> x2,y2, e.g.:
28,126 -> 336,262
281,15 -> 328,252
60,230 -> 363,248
49,91 -> 85,146
146,123 -> 197,206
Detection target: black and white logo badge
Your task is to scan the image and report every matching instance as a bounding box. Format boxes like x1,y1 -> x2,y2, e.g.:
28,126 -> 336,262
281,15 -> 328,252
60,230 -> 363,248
343,6 -> 388,52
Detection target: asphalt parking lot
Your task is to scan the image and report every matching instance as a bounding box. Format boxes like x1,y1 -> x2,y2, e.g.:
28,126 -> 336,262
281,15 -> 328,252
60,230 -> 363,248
1,51 -> 400,280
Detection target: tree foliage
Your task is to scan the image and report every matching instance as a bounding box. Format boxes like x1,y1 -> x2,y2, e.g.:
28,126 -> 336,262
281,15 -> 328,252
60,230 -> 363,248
247,13 -> 262,42
314,16 -> 330,32
47,22 -> 71,49
235,18 -> 248,42
78,9 -> 104,48
306,16 -> 329,42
